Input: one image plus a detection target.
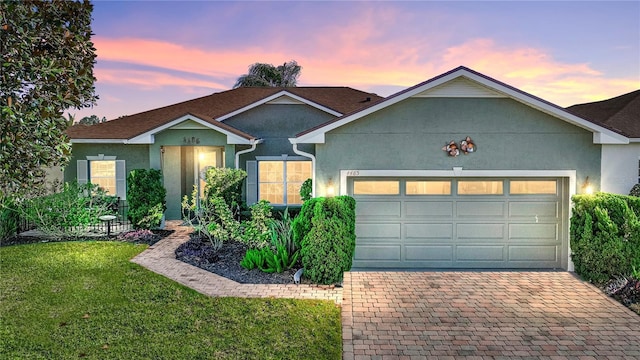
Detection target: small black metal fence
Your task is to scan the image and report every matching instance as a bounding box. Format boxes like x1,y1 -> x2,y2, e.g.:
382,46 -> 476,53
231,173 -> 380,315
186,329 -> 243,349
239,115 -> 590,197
16,203 -> 133,237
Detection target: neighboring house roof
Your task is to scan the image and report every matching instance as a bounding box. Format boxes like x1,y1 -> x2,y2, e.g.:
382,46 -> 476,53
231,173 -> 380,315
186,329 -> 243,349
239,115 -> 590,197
67,87 -> 382,143
565,90 -> 640,139
292,66 -> 629,145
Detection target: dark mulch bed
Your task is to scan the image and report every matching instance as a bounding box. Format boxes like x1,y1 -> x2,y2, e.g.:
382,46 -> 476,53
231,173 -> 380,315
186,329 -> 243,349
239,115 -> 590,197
601,277 -> 640,315
1,229 -> 174,247
175,235 -> 305,285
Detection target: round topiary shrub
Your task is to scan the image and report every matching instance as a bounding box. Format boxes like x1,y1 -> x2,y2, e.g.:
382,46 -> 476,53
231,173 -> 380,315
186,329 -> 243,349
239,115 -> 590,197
299,196 -> 356,285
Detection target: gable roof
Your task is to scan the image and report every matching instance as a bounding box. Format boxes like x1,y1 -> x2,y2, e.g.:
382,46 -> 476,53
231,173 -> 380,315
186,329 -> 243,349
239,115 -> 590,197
292,66 -> 629,145
566,90 -> 640,138
67,87 -> 382,143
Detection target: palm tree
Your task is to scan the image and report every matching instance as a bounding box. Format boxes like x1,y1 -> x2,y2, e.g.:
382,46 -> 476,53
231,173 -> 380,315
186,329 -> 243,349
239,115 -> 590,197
234,60 -> 301,88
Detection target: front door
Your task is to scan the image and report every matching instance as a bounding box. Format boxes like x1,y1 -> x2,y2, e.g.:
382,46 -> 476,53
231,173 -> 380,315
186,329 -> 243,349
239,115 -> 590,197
162,146 -> 224,220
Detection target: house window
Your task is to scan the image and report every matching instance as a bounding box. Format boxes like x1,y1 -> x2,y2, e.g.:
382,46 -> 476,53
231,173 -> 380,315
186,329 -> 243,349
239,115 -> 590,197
90,160 -> 116,195
258,160 -> 311,205
77,157 -> 126,199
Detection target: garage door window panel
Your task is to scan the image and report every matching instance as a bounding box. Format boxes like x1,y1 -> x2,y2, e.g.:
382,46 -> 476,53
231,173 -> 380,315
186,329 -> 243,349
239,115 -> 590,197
458,180 -> 504,195
406,181 -> 451,195
353,180 -> 399,195
510,180 -> 557,195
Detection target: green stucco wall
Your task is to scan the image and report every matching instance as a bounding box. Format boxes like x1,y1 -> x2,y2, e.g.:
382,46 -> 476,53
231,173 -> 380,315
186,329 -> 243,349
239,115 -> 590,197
65,143 -> 149,183
225,103 -> 331,165
315,97 -> 601,187
151,128 -> 234,168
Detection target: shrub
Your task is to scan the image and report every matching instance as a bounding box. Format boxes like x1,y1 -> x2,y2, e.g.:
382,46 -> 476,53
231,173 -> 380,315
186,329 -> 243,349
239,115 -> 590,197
571,193 -> 640,283
269,208 -> 296,255
629,183 -> 640,197
240,200 -> 274,249
240,249 -> 266,270
292,197 -> 321,250
21,182 -> 116,239
298,196 -> 356,285
127,169 -> 167,229
203,167 -> 247,219
240,245 -> 298,273
0,196 -> 19,240
182,187 -> 231,252
300,178 -> 312,202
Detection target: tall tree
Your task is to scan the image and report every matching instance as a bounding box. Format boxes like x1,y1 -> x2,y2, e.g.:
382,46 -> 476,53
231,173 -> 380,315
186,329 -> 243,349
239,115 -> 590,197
234,60 -> 301,88
0,0 -> 97,199
78,114 -> 106,125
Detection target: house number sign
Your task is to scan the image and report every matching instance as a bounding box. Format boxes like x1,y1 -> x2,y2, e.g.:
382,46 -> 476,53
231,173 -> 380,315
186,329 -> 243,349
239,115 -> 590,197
183,136 -> 200,144
346,170 -> 360,176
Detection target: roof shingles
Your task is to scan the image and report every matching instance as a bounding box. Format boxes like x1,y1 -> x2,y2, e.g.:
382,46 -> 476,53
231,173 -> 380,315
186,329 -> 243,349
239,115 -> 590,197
566,90 -> 640,138
67,87 -> 382,140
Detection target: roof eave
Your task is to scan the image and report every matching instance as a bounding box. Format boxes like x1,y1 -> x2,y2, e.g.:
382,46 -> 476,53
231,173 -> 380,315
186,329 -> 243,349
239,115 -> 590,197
70,138 -> 127,144
293,66 -> 630,145
125,114 -> 257,145
217,90 -> 342,121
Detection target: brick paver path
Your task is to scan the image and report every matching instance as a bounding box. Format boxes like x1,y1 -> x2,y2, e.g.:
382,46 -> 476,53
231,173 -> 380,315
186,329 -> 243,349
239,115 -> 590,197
342,271 -> 640,359
131,221 -> 342,303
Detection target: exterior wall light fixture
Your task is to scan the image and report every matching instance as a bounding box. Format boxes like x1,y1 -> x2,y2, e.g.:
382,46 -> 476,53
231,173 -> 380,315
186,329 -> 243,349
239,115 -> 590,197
326,178 -> 335,197
583,176 -> 594,195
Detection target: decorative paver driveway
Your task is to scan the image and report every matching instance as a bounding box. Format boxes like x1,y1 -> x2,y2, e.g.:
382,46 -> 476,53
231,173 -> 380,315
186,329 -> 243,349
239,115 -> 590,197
341,271 -> 640,359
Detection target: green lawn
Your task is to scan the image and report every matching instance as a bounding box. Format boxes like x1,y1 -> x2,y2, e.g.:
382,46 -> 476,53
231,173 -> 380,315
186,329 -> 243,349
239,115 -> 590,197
0,242 -> 342,359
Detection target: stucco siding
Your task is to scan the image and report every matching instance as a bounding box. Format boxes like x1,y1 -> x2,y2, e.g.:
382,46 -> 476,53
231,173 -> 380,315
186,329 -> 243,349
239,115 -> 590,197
226,103 -> 333,160
151,128 -> 234,169
225,104 -> 330,169
315,98 -> 600,190
601,143 -> 640,194
65,144 -> 149,183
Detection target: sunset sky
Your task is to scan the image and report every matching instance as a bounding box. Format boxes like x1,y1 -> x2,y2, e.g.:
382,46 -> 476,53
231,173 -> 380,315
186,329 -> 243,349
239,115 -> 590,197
74,0 -> 640,121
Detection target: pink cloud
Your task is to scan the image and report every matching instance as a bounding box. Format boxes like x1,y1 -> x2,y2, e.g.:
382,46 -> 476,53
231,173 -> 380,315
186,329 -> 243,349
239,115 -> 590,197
94,36 -> 293,79
93,33 -> 638,108
95,67 -> 227,91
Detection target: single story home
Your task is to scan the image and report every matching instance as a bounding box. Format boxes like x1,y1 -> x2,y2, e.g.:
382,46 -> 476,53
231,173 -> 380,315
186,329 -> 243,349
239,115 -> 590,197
66,66 -> 639,270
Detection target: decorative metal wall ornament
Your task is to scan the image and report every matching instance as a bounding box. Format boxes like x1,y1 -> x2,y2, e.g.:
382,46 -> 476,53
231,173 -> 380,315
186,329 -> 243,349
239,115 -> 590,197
442,136 -> 475,157
442,140 -> 460,157
460,136 -> 475,154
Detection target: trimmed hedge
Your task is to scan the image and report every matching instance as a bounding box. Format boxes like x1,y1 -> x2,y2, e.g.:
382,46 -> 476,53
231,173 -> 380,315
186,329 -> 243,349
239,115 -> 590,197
571,193 -> 640,283
127,169 -> 167,229
293,196 -> 356,285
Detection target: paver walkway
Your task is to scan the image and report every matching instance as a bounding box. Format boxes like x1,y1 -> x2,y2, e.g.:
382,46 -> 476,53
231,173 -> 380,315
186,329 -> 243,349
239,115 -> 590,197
131,220 -> 342,303
342,271 -> 640,359
133,221 -> 640,360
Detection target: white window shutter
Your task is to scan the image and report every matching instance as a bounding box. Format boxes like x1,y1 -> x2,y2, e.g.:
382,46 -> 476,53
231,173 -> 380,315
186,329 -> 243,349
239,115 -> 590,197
116,160 -> 126,200
246,160 -> 257,205
77,160 -> 88,184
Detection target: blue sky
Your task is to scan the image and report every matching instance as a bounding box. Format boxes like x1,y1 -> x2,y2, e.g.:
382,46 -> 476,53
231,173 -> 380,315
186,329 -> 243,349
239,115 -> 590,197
73,0 -> 640,121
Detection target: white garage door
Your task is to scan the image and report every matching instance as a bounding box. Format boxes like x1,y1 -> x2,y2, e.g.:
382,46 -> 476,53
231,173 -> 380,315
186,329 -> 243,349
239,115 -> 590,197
351,178 -> 567,269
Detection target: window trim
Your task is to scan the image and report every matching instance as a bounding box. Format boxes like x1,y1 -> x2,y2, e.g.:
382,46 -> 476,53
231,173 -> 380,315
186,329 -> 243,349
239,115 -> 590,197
78,155 -> 126,200
256,156 -> 311,206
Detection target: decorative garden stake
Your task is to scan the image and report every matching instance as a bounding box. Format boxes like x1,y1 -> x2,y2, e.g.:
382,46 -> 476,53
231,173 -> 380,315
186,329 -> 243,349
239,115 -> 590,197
442,140 -> 460,157
460,136 -> 475,154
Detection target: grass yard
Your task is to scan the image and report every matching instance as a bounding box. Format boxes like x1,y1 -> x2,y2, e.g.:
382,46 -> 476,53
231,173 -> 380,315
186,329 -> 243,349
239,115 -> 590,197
0,242 -> 342,359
